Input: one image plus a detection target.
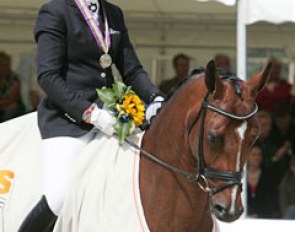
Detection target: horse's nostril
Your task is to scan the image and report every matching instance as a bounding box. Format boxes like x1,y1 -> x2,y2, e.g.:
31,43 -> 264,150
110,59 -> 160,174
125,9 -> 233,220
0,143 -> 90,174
212,203 -> 243,222
214,204 -> 226,215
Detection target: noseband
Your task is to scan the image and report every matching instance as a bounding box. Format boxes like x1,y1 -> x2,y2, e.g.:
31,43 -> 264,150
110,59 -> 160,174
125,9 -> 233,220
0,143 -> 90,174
125,76 -> 258,195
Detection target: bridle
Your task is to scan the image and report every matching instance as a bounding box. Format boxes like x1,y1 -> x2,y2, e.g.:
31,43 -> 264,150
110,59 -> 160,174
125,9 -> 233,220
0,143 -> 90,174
124,76 -> 258,195
187,91 -> 258,195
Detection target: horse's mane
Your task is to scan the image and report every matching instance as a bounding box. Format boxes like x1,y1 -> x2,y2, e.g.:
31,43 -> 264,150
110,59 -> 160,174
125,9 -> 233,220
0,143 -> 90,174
160,69 -> 256,125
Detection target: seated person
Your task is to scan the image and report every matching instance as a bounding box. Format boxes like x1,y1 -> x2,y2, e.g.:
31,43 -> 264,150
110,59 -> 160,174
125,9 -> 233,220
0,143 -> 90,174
256,57 -> 291,113
214,53 -> 232,75
247,143 -> 280,218
271,105 -> 294,183
0,52 -> 25,122
279,156 -> 295,219
159,53 -> 190,98
257,110 -> 287,172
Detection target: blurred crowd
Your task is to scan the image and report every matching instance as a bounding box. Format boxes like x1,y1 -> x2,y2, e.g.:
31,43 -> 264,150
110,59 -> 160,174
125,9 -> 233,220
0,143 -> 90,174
0,51 -> 44,123
0,52 -> 26,122
247,57 -> 295,220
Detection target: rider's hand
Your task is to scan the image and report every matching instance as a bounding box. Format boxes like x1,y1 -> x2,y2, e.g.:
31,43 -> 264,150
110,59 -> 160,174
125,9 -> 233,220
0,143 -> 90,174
83,104 -> 116,136
145,96 -> 165,124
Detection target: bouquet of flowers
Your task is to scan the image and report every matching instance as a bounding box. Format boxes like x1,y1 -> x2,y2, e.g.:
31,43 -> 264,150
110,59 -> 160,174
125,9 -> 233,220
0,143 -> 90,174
97,81 -> 145,143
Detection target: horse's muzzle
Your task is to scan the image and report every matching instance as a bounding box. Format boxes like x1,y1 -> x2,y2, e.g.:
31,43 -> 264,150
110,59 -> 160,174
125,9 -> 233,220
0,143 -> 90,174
211,202 -> 243,222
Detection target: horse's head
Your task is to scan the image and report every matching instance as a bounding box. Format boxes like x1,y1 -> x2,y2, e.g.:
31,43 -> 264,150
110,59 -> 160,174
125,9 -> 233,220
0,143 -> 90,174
188,60 -> 271,222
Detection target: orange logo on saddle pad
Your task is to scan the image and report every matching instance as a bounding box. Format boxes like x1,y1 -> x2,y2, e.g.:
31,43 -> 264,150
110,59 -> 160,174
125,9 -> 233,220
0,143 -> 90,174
0,170 -> 14,195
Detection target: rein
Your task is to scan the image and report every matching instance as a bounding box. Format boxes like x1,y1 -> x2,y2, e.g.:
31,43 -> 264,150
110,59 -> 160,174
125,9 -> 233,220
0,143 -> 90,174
125,78 -> 258,195
125,138 -> 198,181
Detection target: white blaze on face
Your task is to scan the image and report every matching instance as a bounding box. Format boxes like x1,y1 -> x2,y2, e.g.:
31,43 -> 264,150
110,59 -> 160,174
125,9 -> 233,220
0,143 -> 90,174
235,121 -> 247,171
230,121 -> 247,214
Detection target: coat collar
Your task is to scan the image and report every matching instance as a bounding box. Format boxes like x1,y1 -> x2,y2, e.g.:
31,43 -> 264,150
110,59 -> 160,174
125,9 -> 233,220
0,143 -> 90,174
67,0 -> 110,26
67,0 -> 106,9
67,0 -> 76,7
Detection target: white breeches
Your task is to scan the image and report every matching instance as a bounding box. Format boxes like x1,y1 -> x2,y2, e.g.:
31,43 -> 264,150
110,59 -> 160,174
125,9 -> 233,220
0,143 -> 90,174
41,129 -> 97,216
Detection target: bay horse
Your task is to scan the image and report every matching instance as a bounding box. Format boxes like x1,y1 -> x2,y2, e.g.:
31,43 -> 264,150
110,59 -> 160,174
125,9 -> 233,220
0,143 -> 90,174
138,60 -> 271,232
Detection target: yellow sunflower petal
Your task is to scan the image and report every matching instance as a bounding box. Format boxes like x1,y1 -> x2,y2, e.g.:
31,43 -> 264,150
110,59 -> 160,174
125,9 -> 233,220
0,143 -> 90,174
133,117 -> 143,126
136,104 -> 145,112
132,95 -> 141,104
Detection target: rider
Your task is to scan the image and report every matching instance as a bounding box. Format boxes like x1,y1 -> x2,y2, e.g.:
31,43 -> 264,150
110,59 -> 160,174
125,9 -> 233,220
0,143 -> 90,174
18,0 -> 164,231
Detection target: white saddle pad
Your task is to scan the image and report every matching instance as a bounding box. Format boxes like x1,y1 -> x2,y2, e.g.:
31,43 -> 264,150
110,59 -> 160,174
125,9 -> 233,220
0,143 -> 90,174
0,113 -> 149,232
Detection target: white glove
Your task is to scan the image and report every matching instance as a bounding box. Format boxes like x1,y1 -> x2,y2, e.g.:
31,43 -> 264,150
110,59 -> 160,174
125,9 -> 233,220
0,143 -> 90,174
145,96 -> 165,124
90,105 -> 116,136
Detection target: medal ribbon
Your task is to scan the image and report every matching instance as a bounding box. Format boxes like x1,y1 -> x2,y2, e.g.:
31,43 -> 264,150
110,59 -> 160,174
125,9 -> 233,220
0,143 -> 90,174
75,0 -> 111,54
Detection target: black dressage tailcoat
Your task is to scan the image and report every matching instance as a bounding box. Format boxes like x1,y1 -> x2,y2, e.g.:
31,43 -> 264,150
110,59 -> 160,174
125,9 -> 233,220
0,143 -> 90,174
34,0 -> 160,139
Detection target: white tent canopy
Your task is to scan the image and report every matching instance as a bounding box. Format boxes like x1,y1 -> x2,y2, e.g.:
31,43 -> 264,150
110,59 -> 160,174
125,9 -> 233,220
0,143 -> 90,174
211,0 -> 295,24
245,0 -> 295,25
208,0 -> 295,80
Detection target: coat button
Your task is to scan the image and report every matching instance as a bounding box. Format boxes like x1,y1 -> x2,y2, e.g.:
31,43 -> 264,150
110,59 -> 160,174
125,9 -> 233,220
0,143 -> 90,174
101,72 -> 106,78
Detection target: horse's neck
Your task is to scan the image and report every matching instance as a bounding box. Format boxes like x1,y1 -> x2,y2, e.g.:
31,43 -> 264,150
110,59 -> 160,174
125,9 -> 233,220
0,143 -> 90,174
139,94 -> 213,231
141,79 -> 206,175
142,95 -> 196,177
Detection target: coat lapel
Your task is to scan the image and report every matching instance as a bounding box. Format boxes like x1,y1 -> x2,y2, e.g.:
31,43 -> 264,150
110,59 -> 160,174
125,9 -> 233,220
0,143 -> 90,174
66,0 -> 116,57
67,0 -> 110,27
67,0 -> 88,25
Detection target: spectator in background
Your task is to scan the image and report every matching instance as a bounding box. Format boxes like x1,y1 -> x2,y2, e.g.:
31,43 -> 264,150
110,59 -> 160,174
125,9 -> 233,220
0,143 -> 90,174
290,85 -> 295,119
159,53 -> 190,98
279,156 -> 295,219
214,53 -> 232,75
257,110 -> 290,173
0,52 -> 25,122
256,57 -> 291,113
271,105 -> 294,182
257,110 -> 277,169
247,143 -> 280,218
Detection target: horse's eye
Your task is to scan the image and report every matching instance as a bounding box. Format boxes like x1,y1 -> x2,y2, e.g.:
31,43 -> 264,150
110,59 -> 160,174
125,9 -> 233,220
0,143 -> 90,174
207,132 -> 223,148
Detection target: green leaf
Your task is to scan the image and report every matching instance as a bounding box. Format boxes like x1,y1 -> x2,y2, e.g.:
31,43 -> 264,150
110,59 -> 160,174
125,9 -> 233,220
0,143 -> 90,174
116,120 -> 134,143
128,120 -> 135,134
97,88 -> 116,107
114,121 -> 121,135
125,86 -> 134,95
112,81 -> 125,99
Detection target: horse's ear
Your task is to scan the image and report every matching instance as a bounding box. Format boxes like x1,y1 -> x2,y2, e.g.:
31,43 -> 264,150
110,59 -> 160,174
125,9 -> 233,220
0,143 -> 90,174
247,62 -> 272,97
205,60 -> 216,93
205,60 -> 224,99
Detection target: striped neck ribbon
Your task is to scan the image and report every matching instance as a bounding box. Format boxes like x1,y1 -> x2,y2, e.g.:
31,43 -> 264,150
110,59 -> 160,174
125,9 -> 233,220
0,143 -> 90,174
75,0 -> 111,54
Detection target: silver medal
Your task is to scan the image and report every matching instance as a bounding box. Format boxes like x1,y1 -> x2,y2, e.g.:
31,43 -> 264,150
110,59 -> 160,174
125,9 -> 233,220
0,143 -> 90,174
100,54 -> 112,69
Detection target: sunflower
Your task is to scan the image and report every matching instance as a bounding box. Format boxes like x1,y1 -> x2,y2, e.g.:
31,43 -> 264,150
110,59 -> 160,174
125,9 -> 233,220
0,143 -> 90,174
120,95 -> 145,126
